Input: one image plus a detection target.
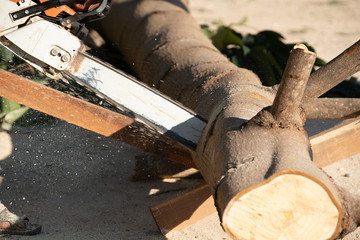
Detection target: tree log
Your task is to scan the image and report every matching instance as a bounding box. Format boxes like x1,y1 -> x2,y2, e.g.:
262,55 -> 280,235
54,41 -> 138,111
151,115 -> 360,236
93,0 -> 360,238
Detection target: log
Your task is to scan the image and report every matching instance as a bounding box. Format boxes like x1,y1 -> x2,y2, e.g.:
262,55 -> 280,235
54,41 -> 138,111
95,1 -> 359,238
151,116 -> 360,236
214,45 -> 341,240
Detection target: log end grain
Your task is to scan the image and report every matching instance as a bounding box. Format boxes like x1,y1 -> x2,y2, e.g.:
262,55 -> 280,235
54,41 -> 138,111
222,171 -> 342,240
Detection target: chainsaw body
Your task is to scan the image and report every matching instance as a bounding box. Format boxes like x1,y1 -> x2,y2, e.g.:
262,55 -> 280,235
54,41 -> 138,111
0,0 -> 206,149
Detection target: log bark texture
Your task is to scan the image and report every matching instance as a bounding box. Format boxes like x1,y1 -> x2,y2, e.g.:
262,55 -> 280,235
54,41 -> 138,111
92,0 -> 360,238
271,43 -> 316,125
303,40 -> 360,103
304,98 -> 360,120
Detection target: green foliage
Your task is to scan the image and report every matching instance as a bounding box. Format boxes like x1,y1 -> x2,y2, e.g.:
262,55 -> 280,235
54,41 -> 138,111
0,98 -> 29,130
0,46 -> 55,130
201,23 -> 360,97
0,46 -> 28,130
201,25 -> 326,86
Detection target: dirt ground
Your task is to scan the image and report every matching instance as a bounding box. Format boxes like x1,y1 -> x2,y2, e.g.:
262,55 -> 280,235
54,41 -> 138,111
1,0 -> 360,239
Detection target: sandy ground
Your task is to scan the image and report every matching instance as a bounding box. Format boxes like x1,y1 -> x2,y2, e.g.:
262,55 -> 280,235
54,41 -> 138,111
1,0 -> 360,239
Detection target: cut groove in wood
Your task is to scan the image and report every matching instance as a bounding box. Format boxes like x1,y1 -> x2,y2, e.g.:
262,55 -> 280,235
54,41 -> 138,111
222,171 -> 342,240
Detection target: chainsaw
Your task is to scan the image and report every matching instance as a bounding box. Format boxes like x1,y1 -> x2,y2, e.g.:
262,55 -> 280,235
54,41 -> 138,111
0,0 -> 206,150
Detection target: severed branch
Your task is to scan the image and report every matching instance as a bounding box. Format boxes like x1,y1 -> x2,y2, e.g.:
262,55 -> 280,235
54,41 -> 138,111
305,98 -> 360,120
303,39 -> 360,103
271,43 -> 316,125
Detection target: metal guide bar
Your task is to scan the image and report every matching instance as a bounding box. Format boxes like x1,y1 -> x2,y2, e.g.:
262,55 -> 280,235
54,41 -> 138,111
66,52 -> 207,149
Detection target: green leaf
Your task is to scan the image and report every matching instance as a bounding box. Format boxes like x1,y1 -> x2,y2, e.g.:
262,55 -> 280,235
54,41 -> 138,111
0,46 -> 14,62
0,111 -> 7,119
0,64 -> 8,70
1,98 -> 30,130
201,24 -> 215,38
247,47 -> 279,86
242,34 -> 255,46
314,57 -> 327,67
253,47 -> 283,77
1,98 -> 22,114
3,106 -> 29,124
211,26 -> 243,51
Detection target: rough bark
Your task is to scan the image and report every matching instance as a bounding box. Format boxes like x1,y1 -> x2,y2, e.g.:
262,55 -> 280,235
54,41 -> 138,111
92,0 -> 360,238
304,98 -> 360,120
271,43 -> 316,125
303,40 -> 360,103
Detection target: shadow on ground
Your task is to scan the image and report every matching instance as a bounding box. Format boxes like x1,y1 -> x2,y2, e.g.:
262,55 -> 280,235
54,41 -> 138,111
0,120 -> 202,240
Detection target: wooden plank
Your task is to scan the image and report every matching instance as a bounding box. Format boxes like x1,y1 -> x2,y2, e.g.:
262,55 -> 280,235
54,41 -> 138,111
310,118 -> 360,167
0,69 -> 195,167
150,184 -> 213,235
151,117 -> 360,236
0,69 -> 133,136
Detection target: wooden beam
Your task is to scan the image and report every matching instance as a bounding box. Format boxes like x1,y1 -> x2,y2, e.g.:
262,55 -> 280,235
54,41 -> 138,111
150,184 -> 213,235
150,117 -> 360,236
310,118 -> 360,167
0,69 -> 195,167
0,69 -> 133,136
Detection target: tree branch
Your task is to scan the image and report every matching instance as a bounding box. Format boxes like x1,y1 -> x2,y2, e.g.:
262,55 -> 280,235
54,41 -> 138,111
271,43 -> 316,125
305,98 -> 360,120
303,39 -> 360,103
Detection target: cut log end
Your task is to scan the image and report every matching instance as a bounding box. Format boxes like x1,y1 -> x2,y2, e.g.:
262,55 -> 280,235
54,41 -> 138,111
222,171 -> 342,240
292,43 -> 316,56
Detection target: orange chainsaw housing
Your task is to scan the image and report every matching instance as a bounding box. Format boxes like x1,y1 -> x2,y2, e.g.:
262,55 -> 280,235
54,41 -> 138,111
9,0 -> 76,17
40,0 -> 76,17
